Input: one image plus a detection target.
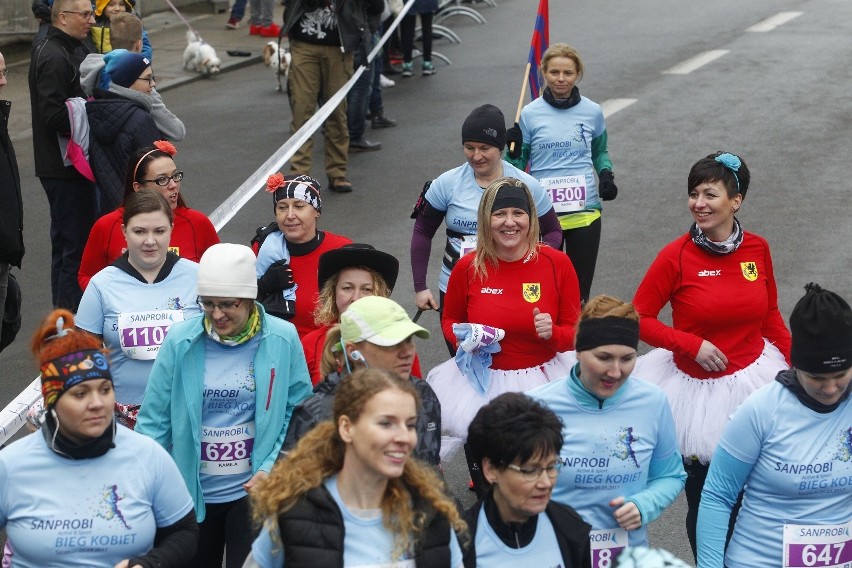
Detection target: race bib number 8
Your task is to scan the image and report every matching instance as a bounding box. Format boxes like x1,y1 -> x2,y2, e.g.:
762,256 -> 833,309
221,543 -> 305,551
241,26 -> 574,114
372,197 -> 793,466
543,175 -> 587,213
590,528 -> 628,568
118,310 -> 184,360
783,522 -> 852,568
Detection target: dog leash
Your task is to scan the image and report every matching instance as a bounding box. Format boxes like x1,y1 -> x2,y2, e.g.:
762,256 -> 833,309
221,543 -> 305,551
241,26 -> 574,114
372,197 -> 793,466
159,0 -> 205,41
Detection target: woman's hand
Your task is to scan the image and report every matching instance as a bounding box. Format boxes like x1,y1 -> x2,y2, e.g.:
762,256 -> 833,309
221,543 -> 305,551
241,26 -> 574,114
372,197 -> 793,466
533,308 -> 553,340
243,470 -> 268,492
610,497 -> 642,531
416,289 -> 439,311
695,340 -> 728,372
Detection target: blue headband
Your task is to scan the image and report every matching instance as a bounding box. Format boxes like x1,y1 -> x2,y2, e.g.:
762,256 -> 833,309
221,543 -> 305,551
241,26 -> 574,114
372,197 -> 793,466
714,153 -> 741,194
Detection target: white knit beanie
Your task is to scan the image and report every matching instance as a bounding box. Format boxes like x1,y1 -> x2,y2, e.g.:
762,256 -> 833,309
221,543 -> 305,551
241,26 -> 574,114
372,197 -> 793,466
197,243 -> 258,299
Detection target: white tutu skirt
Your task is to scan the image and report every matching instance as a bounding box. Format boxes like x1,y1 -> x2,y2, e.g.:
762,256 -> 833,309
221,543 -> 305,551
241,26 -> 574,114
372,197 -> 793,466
428,351 -> 577,460
632,339 -> 787,464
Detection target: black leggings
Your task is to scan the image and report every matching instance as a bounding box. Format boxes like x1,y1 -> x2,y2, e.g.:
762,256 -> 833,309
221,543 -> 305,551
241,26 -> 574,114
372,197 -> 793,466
187,496 -> 256,568
400,12 -> 433,62
684,459 -> 742,562
561,216 -> 602,304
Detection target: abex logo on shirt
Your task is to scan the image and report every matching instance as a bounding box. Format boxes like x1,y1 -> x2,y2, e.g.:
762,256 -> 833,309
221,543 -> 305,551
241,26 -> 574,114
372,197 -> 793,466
522,283 -> 541,303
740,262 -> 758,282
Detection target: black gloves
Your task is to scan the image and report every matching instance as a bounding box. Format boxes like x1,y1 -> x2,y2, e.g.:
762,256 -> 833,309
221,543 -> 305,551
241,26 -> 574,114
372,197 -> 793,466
598,170 -> 618,201
505,122 -> 523,160
257,260 -> 295,298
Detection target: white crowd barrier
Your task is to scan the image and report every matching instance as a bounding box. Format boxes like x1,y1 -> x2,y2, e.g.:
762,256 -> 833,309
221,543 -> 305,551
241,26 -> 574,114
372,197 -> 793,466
0,0 -> 424,445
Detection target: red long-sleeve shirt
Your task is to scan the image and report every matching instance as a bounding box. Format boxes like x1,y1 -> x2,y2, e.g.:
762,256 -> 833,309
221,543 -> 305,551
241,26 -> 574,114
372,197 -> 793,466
633,232 -> 791,379
442,246 -> 580,370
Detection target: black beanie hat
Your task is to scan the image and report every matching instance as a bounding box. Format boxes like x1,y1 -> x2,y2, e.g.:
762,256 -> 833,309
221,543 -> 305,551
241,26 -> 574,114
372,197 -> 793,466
461,104 -> 506,150
790,283 -> 852,373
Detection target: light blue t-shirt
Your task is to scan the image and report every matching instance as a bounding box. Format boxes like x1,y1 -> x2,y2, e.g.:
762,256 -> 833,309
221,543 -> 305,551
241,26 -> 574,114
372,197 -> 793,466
199,334 -> 260,503
713,382 -> 852,568
519,96 -> 607,210
256,231 -> 297,302
473,505 -> 563,567
0,426 -> 194,567
249,475 -> 464,567
76,259 -> 200,405
424,160 -> 554,292
529,375 -> 680,547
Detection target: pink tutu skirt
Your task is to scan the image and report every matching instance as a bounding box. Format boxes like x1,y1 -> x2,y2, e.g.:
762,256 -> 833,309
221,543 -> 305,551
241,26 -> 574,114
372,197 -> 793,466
632,339 -> 787,464
428,351 -> 577,461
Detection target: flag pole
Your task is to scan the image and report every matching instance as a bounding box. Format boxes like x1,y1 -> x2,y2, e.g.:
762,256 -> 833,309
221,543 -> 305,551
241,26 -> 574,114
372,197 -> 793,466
509,63 -> 531,155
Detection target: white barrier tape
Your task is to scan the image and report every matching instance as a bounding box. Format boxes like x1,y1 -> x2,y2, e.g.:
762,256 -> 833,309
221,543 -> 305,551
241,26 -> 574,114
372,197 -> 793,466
0,377 -> 41,446
0,0 -> 424,442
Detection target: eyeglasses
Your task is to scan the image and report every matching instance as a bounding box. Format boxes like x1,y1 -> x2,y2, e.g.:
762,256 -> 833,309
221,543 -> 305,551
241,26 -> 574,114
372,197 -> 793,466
0,69 -> 8,79
197,298 -> 243,313
141,172 -> 183,186
135,74 -> 156,86
61,10 -> 95,19
506,461 -> 563,482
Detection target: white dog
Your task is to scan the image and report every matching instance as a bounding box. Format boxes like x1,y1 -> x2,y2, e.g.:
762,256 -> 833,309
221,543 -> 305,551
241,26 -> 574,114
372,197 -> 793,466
262,40 -> 291,92
183,30 -> 222,76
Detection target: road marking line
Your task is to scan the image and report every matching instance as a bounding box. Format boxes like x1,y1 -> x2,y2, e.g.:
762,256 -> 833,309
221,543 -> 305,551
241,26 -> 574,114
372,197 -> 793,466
602,98 -> 637,118
663,50 -> 729,75
747,11 -> 803,32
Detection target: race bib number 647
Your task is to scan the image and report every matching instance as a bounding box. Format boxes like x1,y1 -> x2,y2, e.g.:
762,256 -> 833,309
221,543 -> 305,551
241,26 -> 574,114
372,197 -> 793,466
783,522 -> 852,568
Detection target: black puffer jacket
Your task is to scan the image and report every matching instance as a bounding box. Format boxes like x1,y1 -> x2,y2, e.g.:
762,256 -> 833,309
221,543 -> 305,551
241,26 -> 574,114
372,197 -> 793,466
86,87 -> 160,212
0,100 -> 24,267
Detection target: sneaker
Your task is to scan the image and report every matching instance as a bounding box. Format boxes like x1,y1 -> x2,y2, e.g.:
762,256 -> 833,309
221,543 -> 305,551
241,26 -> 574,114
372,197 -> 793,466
328,176 -> 353,193
401,62 -> 414,77
225,17 -> 240,29
422,61 -> 435,76
370,114 -> 397,129
255,23 -> 280,37
379,74 -> 395,88
249,24 -> 262,35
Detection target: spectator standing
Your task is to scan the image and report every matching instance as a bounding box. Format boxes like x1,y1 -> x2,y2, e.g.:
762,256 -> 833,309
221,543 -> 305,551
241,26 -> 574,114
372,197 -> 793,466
90,0 -> 153,59
282,0 -> 384,193
346,11 -> 383,153
399,0 -> 437,76
0,52 -> 25,349
29,0 -> 98,311
80,12 -> 185,140
226,0 -> 280,36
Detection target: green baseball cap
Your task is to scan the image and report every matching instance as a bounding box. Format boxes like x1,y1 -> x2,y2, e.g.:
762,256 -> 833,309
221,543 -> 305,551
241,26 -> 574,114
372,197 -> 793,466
341,296 -> 430,346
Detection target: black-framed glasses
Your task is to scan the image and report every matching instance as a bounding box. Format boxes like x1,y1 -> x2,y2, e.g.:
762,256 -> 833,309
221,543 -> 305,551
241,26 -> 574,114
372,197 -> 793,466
505,461 -> 563,482
61,9 -> 95,19
141,172 -> 183,186
135,74 -> 156,86
197,297 -> 242,313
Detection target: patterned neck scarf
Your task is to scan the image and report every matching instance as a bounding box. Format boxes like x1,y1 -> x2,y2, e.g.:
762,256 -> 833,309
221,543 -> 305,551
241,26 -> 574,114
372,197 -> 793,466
689,217 -> 744,255
204,303 -> 262,346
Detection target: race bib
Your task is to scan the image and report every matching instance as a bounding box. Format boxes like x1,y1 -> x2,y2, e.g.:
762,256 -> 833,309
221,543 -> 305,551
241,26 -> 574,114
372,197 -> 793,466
543,175 -> 587,213
589,528 -> 628,568
460,234 -> 477,257
200,422 -> 255,476
118,309 -> 184,360
783,522 -> 852,568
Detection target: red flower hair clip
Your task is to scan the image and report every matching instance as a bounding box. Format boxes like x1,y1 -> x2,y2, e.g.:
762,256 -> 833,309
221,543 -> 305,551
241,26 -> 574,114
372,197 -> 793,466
153,140 -> 177,156
266,172 -> 286,193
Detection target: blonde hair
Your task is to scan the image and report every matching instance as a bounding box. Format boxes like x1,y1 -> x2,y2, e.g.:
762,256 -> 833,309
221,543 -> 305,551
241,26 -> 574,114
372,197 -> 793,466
250,369 -> 467,557
540,42 -> 584,80
473,177 -> 540,280
579,294 -> 638,323
312,267 -> 391,327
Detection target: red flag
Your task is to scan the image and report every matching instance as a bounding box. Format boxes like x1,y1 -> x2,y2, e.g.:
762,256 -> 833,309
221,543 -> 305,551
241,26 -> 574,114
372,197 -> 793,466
526,0 -> 549,100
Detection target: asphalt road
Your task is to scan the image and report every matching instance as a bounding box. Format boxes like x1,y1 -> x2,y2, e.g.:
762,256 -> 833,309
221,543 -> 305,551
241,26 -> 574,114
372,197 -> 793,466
3,0 -> 852,563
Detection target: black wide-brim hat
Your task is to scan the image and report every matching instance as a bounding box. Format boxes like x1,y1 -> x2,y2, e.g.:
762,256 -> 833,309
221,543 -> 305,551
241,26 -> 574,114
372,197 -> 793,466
318,244 -> 400,292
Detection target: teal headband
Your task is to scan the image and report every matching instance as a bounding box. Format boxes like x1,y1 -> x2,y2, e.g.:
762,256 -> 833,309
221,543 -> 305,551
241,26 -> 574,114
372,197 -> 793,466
715,153 -> 741,194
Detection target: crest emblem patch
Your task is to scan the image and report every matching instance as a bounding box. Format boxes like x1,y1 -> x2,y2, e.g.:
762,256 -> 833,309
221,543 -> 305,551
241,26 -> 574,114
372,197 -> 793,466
522,283 -> 541,303
740,262 -> 758,282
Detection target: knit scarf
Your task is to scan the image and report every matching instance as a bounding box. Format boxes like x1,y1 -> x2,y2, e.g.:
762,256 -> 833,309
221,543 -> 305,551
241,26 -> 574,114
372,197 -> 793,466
689,217 -> 744,255
204,304 -> 262,346
542,85 -> 582,110
107,83 -> 154,112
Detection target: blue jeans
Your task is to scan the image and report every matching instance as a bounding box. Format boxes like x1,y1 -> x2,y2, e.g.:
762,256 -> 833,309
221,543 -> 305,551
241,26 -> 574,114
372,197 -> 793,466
346,44 -> 373,141
369,37 -> 384,115
231,0 -> 272,25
